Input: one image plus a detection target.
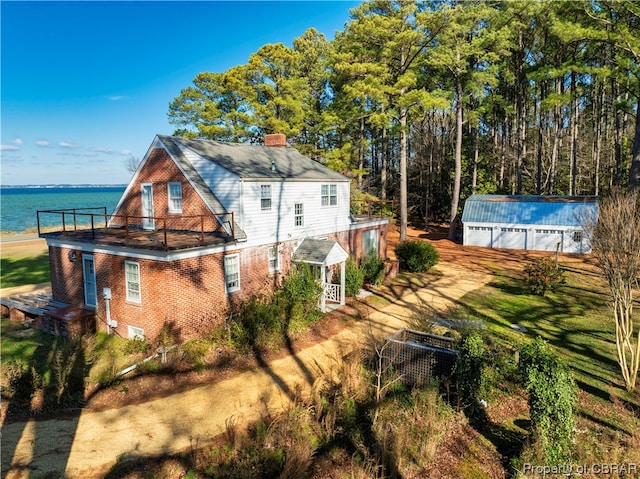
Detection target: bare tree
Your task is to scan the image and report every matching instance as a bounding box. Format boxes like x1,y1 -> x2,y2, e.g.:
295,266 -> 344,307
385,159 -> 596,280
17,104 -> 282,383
124,155 -> 141,174
584,192 -> 640,391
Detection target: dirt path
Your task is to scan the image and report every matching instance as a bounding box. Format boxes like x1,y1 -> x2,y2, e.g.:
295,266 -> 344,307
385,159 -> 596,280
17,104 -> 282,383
1,261 -> 491,479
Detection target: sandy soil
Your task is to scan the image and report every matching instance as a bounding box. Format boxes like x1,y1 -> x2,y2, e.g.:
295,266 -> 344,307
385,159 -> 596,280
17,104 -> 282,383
0,224 -> 592,478
0,236 -> 48,258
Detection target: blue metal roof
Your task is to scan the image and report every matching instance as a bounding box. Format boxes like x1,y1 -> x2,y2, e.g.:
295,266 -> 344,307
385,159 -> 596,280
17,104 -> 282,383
461,195 -> 598,226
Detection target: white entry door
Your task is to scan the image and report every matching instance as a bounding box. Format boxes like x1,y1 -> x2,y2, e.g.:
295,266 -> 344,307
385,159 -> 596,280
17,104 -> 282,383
141,183 -> 155,230
82,255 -> 97,307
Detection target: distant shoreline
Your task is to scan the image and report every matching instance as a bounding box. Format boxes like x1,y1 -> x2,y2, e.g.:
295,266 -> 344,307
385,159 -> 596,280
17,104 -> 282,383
1,184 -> 127,189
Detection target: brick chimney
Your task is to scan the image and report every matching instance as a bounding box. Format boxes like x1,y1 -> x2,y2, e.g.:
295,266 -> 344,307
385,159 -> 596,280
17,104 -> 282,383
264,133 -> 287,148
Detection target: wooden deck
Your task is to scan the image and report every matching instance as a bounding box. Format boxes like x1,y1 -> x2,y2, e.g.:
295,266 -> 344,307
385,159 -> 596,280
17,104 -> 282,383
1,290 -> 64,316
40,227 -> 232,251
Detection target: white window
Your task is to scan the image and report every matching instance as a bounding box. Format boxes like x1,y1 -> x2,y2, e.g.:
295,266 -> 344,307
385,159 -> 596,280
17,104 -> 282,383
295,203 -> 304,227
125,261 -> 141,302
82,254 -> 97,308
261,185 -> 272,210
268,244 -> 279,272
128,325 -> 145,340
362,229 -> 379,256
321,184 -> 337,207
168,182 -> 182,213
224,254 -> 240,292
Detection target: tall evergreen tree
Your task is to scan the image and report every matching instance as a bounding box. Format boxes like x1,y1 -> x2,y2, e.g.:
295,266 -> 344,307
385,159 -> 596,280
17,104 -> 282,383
334,0 -> 447,240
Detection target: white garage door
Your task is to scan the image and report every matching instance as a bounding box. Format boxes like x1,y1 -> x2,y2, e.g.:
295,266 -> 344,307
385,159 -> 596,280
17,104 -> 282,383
499,227 -> 527,250
466,226 -> 493,247
533,229 -> 563,252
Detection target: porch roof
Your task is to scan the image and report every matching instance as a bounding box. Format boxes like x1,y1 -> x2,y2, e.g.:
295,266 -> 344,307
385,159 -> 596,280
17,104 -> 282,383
293,238 -> 348,266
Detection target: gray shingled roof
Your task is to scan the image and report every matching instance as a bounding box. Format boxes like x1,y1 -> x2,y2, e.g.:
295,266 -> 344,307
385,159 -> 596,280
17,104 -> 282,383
292,238 -> 349,266
158,135 -> 348,182
157,136 -> 248,240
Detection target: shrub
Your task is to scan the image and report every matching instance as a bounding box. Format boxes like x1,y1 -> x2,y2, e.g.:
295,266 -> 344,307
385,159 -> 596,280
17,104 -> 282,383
523,257 -> 565,296
454,332 -> 486,417
122,336 -> 152,355
53,336 -> 88,406
519,337 -> 577,464
343,257 -> 365,297
182,339 -> 210,371
394,240 -> 439,273
282,263 -> 322,322
361,254 -> 385,286
229,296 -> 281,351
2,360 -> 34,403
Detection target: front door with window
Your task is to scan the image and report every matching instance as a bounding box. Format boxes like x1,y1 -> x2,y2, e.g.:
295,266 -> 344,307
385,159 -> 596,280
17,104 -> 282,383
82,255 -> 97,307
141,183 -> 155,230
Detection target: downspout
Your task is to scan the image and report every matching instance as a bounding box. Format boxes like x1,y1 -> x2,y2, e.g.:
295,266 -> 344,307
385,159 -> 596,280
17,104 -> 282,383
239,179 -> 244,234
103,287 -> 117,334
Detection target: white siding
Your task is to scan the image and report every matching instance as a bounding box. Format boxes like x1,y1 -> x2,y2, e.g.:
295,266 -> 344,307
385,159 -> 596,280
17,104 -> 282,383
563,229 -> 589,254
179,143 -> 242,221
239,180 -> 352,248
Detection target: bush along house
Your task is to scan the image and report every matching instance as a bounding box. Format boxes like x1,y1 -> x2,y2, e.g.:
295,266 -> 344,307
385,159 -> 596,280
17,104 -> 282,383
38,134 -> 389,341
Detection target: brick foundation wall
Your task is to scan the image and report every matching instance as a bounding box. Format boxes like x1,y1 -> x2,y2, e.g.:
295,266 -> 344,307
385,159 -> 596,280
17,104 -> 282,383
47,223 -> 389,342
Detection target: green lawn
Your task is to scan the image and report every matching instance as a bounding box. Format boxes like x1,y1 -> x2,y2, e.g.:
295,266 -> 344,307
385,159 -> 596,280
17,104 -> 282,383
1,253 -> 50,288
450,260 -> 640,464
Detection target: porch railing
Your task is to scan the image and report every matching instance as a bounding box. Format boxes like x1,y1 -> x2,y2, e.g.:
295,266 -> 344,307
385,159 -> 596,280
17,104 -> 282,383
323,283 -> 340,303
36,208 -> 235,249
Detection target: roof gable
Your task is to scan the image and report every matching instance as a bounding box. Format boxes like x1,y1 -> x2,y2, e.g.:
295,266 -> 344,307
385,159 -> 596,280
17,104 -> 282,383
461,195 -> 599,226
293,238 -> 348,266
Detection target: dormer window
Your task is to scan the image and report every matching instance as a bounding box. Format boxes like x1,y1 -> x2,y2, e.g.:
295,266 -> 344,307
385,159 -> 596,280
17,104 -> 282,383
321,184 -> 337,207
261,185 -> 272,210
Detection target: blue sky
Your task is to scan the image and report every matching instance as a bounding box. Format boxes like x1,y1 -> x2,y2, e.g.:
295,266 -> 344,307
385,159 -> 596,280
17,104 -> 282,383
1,0 -> 358,185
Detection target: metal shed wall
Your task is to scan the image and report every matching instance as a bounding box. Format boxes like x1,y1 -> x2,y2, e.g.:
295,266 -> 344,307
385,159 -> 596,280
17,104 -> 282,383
461,195 -> 598,253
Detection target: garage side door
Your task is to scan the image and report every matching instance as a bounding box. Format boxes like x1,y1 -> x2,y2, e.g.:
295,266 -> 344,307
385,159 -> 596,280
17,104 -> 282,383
466,226 -> 493,247
498,227 -> 527,250
533,229 -> 563,252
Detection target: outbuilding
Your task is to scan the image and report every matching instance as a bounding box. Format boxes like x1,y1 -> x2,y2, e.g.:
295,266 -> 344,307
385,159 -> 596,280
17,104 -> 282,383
461,195 -> 598,254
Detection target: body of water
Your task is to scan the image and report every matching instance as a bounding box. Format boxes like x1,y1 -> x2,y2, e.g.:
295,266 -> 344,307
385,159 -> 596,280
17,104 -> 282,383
1,186 -> 127,234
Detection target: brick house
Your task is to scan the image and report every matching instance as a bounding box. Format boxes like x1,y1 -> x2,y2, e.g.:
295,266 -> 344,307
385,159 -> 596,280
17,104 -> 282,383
39,134 -> 389,341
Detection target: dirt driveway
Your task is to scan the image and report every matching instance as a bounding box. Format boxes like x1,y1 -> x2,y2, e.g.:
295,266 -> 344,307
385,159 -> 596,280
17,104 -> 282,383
1,246 -> 494,479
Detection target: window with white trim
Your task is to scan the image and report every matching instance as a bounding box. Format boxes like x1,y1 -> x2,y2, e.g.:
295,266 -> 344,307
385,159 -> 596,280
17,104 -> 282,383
268,244 -> 279,272
294,203 -> 304,227
321,184 -> 337,207
128,325 -> 145,340
362,229 -> 379,256
224,254 -> 240,292
168,182 -> 182,213
261,185 -> 272,210
125,261 -> 141,302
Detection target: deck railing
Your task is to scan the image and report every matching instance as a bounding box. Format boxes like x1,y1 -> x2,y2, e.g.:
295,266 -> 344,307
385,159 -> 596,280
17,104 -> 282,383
36,208 -> 235,249
350,199 -> 394,218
